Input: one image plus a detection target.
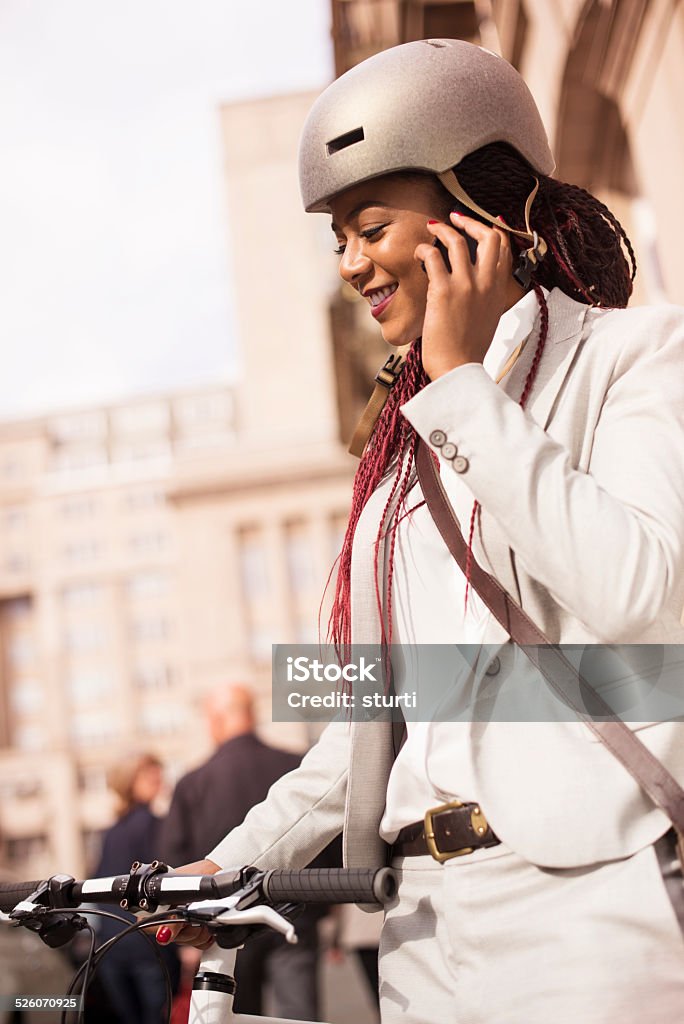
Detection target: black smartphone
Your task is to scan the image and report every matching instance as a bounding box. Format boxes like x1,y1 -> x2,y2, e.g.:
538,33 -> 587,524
427,199 -> 491,272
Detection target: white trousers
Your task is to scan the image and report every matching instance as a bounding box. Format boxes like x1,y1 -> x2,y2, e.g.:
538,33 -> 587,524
379,841 -> 684,1024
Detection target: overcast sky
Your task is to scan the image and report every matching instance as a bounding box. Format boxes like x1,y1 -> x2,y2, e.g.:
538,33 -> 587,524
0,0 -> 333,420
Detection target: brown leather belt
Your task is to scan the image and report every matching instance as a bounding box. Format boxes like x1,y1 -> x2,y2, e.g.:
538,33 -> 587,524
392,800 -> 500,863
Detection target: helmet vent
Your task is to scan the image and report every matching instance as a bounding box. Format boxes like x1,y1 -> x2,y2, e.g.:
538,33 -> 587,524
326,127 -> 365,156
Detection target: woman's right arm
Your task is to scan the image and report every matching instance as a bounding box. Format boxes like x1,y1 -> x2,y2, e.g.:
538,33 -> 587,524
156,720 -> 350,946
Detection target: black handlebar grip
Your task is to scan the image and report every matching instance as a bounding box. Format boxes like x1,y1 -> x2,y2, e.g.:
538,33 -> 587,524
262,868 -> 396,905
0,881 -> 43,914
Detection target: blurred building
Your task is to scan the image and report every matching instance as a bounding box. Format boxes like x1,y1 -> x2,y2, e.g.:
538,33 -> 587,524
0,91 -> 357,881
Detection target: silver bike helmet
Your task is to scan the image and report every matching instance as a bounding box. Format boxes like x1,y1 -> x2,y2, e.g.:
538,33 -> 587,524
299,38 -> 554,245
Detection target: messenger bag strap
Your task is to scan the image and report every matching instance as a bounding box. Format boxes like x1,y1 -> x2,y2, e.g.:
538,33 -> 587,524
415,436 -> 684,840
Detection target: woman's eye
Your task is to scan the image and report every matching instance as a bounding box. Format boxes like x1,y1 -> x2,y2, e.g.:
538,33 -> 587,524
361,225 -> 387,240
332,224 -> 387,255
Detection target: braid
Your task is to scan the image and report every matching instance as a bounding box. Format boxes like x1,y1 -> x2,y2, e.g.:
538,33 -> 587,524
455,142 -> 636,308
329,342 -> 430,651
328,143 -> 636,649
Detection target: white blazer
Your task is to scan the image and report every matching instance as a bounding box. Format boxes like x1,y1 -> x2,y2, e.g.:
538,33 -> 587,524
210,288 -> 684,875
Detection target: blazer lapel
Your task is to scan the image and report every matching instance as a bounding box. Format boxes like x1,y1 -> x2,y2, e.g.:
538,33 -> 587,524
501,288 -> 590,427
474,289 -> 591,600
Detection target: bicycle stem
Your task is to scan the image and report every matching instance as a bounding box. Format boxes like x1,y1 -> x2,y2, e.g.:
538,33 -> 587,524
189,945 -> 239,1024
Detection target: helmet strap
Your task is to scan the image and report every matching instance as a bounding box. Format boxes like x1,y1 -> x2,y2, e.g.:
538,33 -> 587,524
436,169 -> 547,275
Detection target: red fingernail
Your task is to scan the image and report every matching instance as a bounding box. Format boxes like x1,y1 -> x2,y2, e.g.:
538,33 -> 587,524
427,219 -> 439,225
451,211 -> 463,218
156,927 -> 172,945
497,214 -> 508,225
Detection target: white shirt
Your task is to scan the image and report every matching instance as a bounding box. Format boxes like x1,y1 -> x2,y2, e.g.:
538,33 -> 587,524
377,287 -> 542,841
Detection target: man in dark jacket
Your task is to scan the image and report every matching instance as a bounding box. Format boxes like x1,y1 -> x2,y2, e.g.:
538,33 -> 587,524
159,685 -> 331,1020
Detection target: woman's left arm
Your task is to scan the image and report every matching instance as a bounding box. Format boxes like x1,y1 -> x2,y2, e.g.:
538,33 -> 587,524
401,315 -> 684,642
408,215 -> 684,641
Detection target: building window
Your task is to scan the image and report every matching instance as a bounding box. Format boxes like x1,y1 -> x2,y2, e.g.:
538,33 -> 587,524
63,583 -> 105,608
239,528 -> 269,601
66,669 -> 111,702
3,506 -> 27,529
127,571 -> 168,599
12,722 -> 45,751
111,401 -> 170,436
0,777 -> 42,800
129,532 -> 168,556
4,552 -> 30,574
63,539 -> 102,564
285,521 -> 316,596
9,678 -> 42,716
112,439 -> 171,463
248,625 -> 273,664
52,444 -> 108,472
7,634 -> 35,669
133,663 -> 175,690
174,392 -> 235,440
70,710 -> 118,746
125,489 -> 165,511
49,411 -> 107,443
78,765 -> 108,794
60,496 -> 98,519
140,704 -> 184,736
131,616 -> 171,643
5,835 -> 48,867
65,624 -> 106,654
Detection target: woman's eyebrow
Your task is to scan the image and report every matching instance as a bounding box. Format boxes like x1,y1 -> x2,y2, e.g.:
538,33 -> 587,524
330,200 -> 392,233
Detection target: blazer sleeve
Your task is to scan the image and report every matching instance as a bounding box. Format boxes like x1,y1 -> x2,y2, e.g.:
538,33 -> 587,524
400,306 -> 684,642
207,720 -> 350,870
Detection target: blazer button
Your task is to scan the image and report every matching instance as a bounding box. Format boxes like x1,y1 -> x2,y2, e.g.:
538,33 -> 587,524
452,455 -> 469,473
441,441 -> 458,460
429,429 -> 447,447
485,656 -> 501,676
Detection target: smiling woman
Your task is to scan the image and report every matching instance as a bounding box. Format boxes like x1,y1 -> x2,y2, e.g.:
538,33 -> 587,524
157,38 -> 684,1024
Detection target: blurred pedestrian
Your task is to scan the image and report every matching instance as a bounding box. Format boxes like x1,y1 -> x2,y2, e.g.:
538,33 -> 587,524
158,684 -> 324,1021
94,752 -> 179,1024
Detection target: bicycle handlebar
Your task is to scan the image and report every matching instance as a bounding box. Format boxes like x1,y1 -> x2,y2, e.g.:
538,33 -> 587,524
0,880 -> 43,912
0,866 -> 396,915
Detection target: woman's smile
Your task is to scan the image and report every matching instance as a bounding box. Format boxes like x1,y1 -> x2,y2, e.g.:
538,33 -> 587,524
366,283 -> 398,317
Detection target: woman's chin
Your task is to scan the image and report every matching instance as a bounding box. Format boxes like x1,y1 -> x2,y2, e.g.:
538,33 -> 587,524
379,321 -> 421,348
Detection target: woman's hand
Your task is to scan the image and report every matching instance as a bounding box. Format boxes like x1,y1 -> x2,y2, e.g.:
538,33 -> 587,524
414,212 -> 518,381
149,859 -> 221,950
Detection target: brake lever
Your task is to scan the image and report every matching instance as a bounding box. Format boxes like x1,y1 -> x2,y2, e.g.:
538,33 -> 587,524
184,896 -> 298,948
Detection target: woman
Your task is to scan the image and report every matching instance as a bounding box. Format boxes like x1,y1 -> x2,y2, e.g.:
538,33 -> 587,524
96,752 -> 179,1023
157,40 -> 684,1022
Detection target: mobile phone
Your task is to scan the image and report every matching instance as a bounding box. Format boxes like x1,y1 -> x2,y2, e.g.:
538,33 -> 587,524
426,199 -> 491,272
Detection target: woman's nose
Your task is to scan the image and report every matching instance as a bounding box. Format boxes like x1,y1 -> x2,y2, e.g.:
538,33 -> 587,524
339,242 -> 372,285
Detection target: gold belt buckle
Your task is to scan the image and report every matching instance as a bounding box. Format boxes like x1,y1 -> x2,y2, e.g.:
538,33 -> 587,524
424,799 -> 489,863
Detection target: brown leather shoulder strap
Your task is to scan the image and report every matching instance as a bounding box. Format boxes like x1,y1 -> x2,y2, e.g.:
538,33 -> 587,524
415,436 -> 684,835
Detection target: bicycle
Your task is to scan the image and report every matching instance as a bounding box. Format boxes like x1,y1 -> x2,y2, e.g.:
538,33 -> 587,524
0,861 -> 396,1023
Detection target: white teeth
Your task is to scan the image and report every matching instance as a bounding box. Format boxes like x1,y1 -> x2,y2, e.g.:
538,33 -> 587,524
368,284 -> 397,307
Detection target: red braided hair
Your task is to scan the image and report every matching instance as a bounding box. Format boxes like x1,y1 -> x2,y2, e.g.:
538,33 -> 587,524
328,142 -> 636,649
